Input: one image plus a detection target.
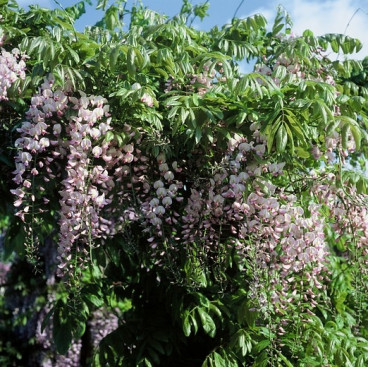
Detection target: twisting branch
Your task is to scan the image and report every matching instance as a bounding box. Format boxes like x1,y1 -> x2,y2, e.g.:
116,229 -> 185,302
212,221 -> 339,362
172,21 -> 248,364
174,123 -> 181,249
233,0 -> 246,20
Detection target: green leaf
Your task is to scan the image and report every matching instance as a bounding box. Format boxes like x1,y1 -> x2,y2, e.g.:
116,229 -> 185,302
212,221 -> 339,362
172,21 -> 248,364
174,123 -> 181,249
266,115 -> 282,154
182,310 -> 191,337
85,294 -> 104,307
96,0 -> 108,10
105,131 -> 114,142
253,350 -> 269,367
73,319 -> 86,339
41,307 -> 55,332
53,309 -> 73,355
197,308 -> 216,337
195,127 -> 202,144
213,352 -> 226,367
65,45 -> 80,64
284,123 -> 295,154
254,339 -> 270,354
350,124 -> 361,151
326,119 -> 340,136
194,292 -> 210,308
341,123 -> 350,150
180,107 -> 189,124
295,146 -> 310,158
127,47 -> 136,77
357,178 -> 366,194
65,1 -> 86,21
109,46 -> 120,71
105,5 -> 119,31
331,38 -> 339,53
276,124 -> 287,153
190,313 -> 199,334
277,351 -> 294,367
272,23 -> 284,35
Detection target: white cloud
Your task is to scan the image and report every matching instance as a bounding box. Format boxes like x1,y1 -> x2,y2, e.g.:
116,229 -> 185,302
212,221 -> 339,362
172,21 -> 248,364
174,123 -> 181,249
250,0 -> 368,58
17,0 -> 52,9
286,0 -> 367,56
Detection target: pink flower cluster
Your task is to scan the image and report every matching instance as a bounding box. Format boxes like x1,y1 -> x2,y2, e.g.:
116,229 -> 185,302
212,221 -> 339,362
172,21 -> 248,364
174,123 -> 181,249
323,126 -> 358,164
164,62 -> 226,95
315,181 -> 368,266
57,93 -> 116,275
0,32 -> 5,47
141,153 -> 184,251
88,309 -> 119,348
12,76 -> 65,219
11,75 -> 356,317
12,75 -> 138,277
131,83 -> 154,107
0,47 -> 26,101
179,129 -> 329,312
243,192 -> 328,312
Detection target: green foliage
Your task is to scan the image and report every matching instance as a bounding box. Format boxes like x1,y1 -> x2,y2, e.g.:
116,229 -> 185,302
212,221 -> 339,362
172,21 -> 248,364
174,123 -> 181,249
1,0 -> 368,366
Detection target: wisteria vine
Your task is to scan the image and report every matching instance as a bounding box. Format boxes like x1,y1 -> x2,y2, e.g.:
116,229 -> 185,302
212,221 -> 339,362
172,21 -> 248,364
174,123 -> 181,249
11,70 -> 368,321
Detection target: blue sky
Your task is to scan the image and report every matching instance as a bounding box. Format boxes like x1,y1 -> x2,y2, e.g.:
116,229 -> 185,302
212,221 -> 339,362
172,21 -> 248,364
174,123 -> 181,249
17,0 -> 368,59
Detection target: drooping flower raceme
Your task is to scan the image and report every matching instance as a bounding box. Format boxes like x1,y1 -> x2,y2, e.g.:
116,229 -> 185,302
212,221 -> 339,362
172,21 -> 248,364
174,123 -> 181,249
12,75 -> 136,277
0,47 -> 26,101
178,130 -> 329,314
11,73 -> 360,325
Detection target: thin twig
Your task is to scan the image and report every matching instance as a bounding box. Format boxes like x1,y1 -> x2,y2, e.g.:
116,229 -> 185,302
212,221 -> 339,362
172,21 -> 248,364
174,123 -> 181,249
189,0 -> 210,27
233,0 -> 246,21
336,7 -> 368,60
343,7 -> 368,36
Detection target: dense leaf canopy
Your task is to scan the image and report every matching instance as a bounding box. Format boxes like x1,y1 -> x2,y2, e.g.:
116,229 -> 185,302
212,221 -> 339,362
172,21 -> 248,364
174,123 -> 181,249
1,1 -> 368,366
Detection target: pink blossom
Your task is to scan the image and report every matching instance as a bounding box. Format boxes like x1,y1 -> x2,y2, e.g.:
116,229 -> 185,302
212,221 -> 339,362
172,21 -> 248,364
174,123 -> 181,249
92,146 -> 103,158
141,93 -> 154,107
81,138 -> 92,150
